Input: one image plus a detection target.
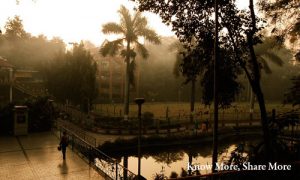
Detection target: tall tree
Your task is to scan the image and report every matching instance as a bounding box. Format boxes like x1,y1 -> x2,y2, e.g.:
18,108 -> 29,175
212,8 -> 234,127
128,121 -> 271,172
45,42 -> 98,112
249,36 -> 286,120
132,0 -> 272,161
100,5 -> 160,120
169,41 -> 199,123
3,16 -> 29,40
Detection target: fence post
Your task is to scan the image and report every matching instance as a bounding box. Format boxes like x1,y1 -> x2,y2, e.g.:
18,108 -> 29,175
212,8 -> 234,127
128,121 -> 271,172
166,107 -> 170,136
113,105 -> 116,117
115,162 -> 118,180
156,119 -> 160,134
235,109 -> 239,127
222,110 -> 225,127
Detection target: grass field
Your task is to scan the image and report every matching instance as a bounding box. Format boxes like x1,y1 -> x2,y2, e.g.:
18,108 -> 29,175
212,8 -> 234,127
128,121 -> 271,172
93,102 -> 296,121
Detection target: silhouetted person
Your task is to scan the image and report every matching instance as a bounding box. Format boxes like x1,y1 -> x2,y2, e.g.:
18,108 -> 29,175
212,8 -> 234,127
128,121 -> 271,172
60,131 -> 69,160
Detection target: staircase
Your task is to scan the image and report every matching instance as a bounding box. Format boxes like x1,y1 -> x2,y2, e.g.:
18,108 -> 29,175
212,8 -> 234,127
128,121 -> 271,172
13,80 -> 53,98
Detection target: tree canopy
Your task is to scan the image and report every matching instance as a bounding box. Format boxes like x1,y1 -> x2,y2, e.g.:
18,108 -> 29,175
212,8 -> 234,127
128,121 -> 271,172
44,42 -> 98,111
100,5 -> 161,86
0,16 -> 65,69
132,0 -> 276,160
259,0 -> 300,61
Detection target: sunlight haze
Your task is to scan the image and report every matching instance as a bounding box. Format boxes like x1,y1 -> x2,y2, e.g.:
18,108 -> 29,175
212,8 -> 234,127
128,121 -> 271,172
0,0 -> 249,46
0,0 -> 174,46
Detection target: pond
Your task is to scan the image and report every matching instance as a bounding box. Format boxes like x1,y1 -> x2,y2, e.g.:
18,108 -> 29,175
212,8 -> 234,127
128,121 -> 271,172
112,137 -> 259,179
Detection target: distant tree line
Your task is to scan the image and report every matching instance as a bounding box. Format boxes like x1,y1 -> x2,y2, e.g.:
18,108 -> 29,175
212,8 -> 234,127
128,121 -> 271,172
0,16 -> 65,69
0,16 -> 99,111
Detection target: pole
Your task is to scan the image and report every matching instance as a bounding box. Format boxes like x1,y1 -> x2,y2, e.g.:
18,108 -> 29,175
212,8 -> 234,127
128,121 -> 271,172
123,155 -> 128,180
9,68 -> 13,102
135,98 -> 145,179
212,0 -> 219,173
138,106 -> 141,178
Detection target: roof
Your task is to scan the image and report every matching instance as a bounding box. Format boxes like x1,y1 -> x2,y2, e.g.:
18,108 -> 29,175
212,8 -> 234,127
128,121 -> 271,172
0,56 -> 14,68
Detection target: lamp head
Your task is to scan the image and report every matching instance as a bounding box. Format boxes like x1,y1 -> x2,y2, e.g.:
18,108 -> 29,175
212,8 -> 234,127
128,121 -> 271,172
134,98 -> 145,105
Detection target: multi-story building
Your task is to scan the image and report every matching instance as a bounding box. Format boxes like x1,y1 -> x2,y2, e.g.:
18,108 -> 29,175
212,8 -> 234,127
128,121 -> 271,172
97,56 -> 125,103
87,44 -> 125,103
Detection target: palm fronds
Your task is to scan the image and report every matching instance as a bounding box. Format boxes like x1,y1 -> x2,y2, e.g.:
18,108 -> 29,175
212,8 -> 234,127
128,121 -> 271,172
102,23 -> 124,34
135,42 -> 149,59
137,28 -> 161,44
99,39 -> 124,57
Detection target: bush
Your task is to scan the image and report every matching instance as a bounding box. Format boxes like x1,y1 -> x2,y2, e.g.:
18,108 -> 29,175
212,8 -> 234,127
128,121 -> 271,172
0,103 -> 15,135
25,97 -> 54,132
170,171 -> 178,178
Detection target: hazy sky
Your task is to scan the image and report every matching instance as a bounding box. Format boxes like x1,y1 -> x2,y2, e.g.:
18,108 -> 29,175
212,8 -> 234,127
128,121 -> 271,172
0,0 -> 248,46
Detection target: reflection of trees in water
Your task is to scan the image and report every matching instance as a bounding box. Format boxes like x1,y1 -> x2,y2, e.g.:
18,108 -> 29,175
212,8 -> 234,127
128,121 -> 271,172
152,151 -> 184,166
110,136 -> 259,165
152,151 -> 185,166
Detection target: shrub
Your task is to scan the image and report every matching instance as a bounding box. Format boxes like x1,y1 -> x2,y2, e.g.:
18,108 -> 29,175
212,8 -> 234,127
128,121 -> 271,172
0,103 -> 15,135
25,97 -> 54,132
170,171 -> 178,178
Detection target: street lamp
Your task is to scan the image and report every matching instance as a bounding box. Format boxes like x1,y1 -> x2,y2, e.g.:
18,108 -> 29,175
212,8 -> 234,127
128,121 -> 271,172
134,98 -> 145,179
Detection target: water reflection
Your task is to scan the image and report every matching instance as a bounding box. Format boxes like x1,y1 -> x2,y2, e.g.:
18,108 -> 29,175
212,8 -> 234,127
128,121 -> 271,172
122,145 -> 241,179
152,151 -> 184,166
108,137 -> 259,179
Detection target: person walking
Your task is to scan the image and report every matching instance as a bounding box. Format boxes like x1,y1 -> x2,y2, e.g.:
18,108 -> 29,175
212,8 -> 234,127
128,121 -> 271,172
60,131 -> 69,160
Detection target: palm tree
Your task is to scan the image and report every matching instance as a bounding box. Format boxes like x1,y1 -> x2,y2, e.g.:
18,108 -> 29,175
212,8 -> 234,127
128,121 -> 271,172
100,5 -> 161,120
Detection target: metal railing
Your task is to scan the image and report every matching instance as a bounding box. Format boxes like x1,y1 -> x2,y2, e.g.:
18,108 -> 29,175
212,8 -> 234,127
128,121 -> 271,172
56,119 -> 96,147
55,123 -> 137,180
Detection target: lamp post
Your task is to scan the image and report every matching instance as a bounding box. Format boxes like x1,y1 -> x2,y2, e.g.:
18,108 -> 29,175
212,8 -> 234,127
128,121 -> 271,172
135,98 -> 145,179
212,0 -> 219,173
9,68 -> 13,102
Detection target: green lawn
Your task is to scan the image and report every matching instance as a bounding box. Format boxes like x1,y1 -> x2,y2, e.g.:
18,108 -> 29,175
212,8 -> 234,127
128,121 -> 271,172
93,102 -> 296,121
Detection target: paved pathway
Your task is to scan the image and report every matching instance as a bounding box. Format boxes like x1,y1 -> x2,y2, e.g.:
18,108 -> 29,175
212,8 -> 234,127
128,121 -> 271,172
0,132 -> 104,180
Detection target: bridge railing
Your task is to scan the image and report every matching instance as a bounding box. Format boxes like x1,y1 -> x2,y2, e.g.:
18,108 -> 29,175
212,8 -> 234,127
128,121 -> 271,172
55,123 -> 137,180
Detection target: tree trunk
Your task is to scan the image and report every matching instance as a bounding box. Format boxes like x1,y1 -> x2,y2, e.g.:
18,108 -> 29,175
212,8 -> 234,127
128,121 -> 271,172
212,0 -> 219,173
124,41 -> 131,120
109,58 -> 113,101
249,89 -> 254,125
248,0 -> 271,160
190,78 -> 196,123
253,81 -> 270,157
121,61 -> 125,101
136,59 -> 141,97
